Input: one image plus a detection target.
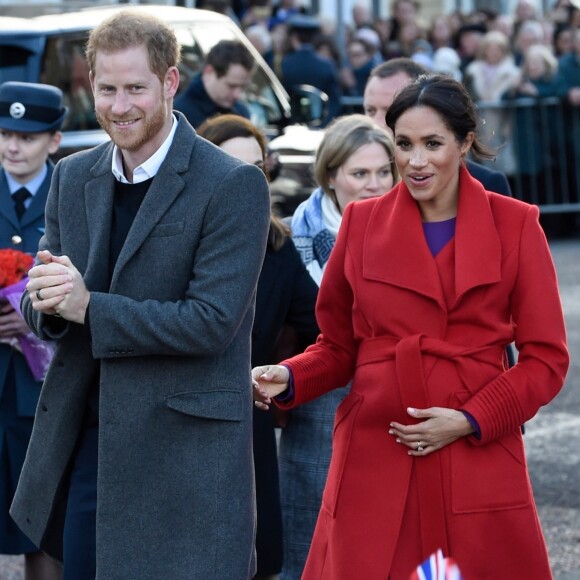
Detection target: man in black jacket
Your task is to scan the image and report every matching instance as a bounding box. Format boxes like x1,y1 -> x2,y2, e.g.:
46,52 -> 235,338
174,39 -> 255,128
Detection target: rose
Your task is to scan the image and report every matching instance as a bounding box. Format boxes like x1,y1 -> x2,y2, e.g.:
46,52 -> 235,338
0,248 -> 34,288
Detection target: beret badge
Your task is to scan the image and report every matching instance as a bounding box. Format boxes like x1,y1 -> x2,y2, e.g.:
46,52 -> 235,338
9,102 -> 25,119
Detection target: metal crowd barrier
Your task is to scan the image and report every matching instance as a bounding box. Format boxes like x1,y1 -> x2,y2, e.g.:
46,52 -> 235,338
477,98 -> 580,214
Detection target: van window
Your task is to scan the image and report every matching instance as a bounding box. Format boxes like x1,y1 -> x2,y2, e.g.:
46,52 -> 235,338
40,35 -> 96,132
0,45 -> 35,83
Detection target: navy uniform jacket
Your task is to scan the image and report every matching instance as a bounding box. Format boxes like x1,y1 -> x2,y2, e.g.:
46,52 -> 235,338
466,160 -> 512,197
174,74 -> 251,129
0,163 -> 52,416
281,46 -> 342,125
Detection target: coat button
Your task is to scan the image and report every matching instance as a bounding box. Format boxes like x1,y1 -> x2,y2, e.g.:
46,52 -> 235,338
41,405 -> 48,412
11,235 -> 23,245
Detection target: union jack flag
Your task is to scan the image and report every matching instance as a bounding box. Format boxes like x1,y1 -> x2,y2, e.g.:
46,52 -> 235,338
409,549 -> 463,580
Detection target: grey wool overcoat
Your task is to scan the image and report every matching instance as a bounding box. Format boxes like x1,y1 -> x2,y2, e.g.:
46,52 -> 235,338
12,113 -> 271,579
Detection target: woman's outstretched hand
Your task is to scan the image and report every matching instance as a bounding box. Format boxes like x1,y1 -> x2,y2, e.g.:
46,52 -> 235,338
252,365 -> 290,410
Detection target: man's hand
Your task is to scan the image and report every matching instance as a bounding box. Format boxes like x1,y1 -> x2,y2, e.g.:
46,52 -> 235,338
27,250 -> 90,324
0,302 -> 30,338
388,406 -> 474,457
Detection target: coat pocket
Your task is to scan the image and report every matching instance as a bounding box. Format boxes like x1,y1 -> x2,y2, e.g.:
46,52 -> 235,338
149,221 -> 185,237
450,391 -> 530,513
322,391 -> 364,517
165,389 -> 243,421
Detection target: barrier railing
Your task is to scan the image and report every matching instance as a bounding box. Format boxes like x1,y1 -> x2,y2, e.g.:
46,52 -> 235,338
477,97 -> 580,214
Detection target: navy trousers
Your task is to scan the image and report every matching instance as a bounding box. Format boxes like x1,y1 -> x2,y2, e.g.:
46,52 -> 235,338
62,425 -> 97,580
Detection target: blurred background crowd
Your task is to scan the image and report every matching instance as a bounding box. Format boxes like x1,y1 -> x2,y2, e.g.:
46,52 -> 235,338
202,0 -> 578,101
197,0 -> 580,232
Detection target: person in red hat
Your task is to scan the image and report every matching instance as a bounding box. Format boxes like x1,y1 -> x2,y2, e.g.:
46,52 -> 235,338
0,80 -> 66,580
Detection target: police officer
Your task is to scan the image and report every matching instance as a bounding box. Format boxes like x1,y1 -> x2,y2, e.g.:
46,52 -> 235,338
281,14 -> 343,126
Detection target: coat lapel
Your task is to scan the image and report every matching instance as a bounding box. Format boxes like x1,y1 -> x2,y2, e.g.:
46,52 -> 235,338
110,116 -> 196,290
84,145 -> 115,292
453,166 -> 502,304
0,170 -> 19,229
362,166 -> 502,310
363,181 -> 446,309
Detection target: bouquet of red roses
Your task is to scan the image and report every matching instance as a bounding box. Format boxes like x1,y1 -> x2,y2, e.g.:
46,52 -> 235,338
0,248 -> 34,287
0,248 -> 55,381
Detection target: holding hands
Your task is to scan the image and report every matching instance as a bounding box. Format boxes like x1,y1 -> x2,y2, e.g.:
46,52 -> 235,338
26,250 -> 90,324
252,365 -> 290,410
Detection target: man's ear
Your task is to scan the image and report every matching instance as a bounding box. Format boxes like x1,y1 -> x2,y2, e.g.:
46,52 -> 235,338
164,66 -> 180,99
202,64 -> 215,78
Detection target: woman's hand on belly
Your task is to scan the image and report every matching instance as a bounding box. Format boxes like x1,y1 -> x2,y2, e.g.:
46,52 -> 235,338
388,406 -> 474,456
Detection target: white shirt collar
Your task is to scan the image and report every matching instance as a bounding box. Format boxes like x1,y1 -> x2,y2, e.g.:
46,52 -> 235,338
112,114 -> 178,184
7,163 -> 48,196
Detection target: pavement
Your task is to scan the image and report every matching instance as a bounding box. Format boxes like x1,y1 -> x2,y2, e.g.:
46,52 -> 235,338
525,236 -> 580,580
1,235 -> 579,580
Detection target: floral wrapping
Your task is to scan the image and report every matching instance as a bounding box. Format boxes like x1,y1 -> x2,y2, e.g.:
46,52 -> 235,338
0,250 -> 55,382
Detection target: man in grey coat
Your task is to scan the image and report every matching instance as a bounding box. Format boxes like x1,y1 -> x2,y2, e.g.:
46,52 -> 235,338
12,10 -> 270,580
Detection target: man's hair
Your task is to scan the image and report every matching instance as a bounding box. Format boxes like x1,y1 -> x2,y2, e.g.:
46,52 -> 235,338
86,10 -> 181,82
369,57 -> 428,82
205,40 -> 255,77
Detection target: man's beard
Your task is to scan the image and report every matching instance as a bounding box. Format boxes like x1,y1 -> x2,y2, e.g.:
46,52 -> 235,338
96,100 -> 167,152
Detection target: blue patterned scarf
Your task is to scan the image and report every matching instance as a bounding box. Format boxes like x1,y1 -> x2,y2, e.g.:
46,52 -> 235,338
291,187 -> 336,271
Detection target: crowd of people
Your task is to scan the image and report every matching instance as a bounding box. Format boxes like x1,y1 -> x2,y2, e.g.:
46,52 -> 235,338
206,0 -> 579,102
0,1 -> 575,580
198,0 -> 580,210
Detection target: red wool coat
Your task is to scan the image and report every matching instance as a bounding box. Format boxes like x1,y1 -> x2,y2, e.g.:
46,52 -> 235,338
281,167 -> 569,580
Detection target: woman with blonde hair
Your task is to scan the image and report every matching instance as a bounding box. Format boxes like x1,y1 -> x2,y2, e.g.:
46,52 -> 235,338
292,114 -> 398,284
278,114 -> 398,579
465,30 -> 521,102
464,30 -> 521,176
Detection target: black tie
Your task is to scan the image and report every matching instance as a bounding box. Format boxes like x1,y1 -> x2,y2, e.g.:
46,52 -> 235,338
12,187 -> 31,220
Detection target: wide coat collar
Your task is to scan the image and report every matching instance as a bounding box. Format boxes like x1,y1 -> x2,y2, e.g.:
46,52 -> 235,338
83,112 -> 196,292
363,165 -> 502,309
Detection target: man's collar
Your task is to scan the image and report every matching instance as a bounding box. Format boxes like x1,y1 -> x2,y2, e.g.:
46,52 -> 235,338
112,114 -> 178,184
